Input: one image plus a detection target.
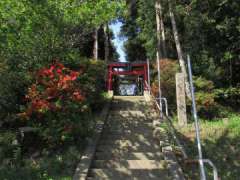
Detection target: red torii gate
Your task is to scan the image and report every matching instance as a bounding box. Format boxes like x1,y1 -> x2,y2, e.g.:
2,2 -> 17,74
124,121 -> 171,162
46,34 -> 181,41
107,62 -> 148,92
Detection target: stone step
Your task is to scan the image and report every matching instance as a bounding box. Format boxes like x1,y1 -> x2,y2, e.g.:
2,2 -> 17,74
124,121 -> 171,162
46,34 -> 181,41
96,143 -> 160,152
109,110 -> 147,116
85,97 -> 182,180
112,97 -> 146,102
95,152 -> 164,160
98,139 -> 158,148
91,160 -> 168,170
111,107 -> 151,112
106,120 -> 153,125
108,112 -> 157,118
108,114 -> 157,119
111,103 -> 147,107
100,132 -> 158,142
108,107 -> 157,113
107,114 -> 156,122
110,112 -> 156,116
101,130 -> 155,138
104,122 -> 154,127
88,168 -> 171,180
102,128 -> 154,135
106,119 -> 154,125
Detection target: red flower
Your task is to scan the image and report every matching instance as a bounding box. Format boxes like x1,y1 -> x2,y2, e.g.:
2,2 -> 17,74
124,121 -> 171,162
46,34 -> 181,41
56,63 -> 64,69
56,68 -> 62,74
32,99 -> 50,112
23,61 -> 85,119
70,71 -> 79,81
49,65 -> 55,72
72,90 -> 85,102
45,87 -> 58,99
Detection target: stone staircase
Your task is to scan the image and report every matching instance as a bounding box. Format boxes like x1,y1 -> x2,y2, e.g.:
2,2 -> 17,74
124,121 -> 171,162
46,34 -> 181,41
85,96 -> 180,180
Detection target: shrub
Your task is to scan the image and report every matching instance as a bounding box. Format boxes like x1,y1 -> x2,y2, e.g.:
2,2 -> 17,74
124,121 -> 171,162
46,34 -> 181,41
0,131 -> 20,163
215,87 -> 240,109
0,67 -> 31,127
150,60 -> 227,119
77,60 -> 106,111
19,62 -> 93,148
192,76 -> 228,119
151,59 -> 179,111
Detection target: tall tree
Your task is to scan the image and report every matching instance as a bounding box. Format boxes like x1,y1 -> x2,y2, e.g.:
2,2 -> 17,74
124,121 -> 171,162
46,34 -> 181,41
155,0 -> 163,60
155,0 -> 167,58
0,0 -> 126,121
121,0 -> 147,62
104,24 -> 110,62
168,0 -> 191,98
93,28 -> 99,60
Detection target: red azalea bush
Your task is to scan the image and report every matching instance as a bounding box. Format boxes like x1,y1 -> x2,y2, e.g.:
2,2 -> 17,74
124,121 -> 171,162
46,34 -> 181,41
24,62 -> 84,116
20,62 -> 92,147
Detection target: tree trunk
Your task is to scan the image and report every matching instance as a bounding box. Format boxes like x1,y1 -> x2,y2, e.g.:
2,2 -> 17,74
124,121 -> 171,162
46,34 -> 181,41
155,0 -> 163,117
229,58 -> 232,87
155,0 -> 167,58
104,24 -> 110,62
93,27 -> 98,60
155,0 -> 163,59
168,0 -> 191,99
159,0 -> 167,57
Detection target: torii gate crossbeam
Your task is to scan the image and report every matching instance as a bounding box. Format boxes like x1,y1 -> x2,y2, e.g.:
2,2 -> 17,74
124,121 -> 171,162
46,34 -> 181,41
107,62 -> 148,94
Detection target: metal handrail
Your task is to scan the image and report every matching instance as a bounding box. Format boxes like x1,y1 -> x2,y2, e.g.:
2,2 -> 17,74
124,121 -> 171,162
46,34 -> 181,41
156,97 -> 169,117
203,159 -> 218,180
187,55 -> 218,180
145,81 -> 188,158
145,73 -> 219,180
144,81 -> 169,117
187,57 -> 206,180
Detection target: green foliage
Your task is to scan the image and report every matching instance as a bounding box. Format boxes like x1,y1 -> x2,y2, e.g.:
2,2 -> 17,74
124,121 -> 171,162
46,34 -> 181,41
0,131 -> 20,162
18,60 -> 106,148
124,0 -> 240,117
179,0 -> 240,87
0,59 -> 106,178
193,76 -> 218,119
64,58 -> 107,110
177,114 -> 240,179
136,0 -> 156,59
0,0 -> 125,125
193,76 -> 231,119
123,0 -> 240,87
0,143 -> 84,180
0,1 -> 124,179
71,0 -> 125,27
151,59 -> 179,111
120,0 -> 147,62
20,63 -> 89,147
215,87 -> 240,108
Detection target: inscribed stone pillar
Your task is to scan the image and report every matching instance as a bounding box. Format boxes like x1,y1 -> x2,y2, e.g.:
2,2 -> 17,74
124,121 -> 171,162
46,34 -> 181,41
176,73 -> 187,126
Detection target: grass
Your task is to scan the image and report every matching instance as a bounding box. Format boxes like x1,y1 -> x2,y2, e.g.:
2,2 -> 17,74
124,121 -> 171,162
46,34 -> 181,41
173,113 -> 240,179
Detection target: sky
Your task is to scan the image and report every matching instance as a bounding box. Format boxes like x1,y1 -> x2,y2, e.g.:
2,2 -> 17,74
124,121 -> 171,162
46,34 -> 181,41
110,21 -> 127,62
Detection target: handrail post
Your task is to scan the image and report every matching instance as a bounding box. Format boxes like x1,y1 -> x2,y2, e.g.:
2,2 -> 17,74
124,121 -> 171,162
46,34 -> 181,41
202,159 -> 218,180
187,55 -> 206,180
147,59 -> 151,95
161,97 -> 169,117
156,57 -> 163,118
